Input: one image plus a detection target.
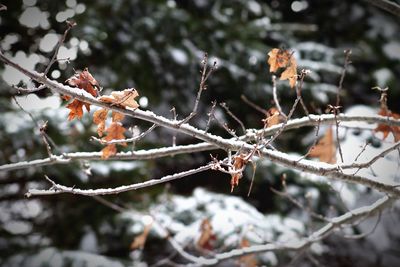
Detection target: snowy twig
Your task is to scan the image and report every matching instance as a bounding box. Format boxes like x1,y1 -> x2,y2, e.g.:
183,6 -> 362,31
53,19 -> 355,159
270,186 -> 329,222
340,140 -> 400,170
25,164 -> 213,197
91,124 -> 157,145
0,143 -> 216,173
205,100 -> 217,132
272,75 -> 287,118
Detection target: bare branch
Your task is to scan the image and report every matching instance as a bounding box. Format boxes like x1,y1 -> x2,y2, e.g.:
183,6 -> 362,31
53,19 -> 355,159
180,53 -> 217,124
272,74 -> 287,118
13,84 -> 46,94
219,102 -> 246,134
336,50 -> 352,108
270,186 -> 329,222
240,94 -> 268,116
43,20 -> 76,76
205,100 -> 217,132
91,124 -> 157,145
363,0 -> 400,17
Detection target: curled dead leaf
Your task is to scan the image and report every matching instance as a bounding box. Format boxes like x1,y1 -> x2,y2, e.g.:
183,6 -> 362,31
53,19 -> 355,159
230,153 -> 249,192
98,88 -> 139,109
267,48 -> 292,73
267,48 -> 298,88
66,68 -> 99,97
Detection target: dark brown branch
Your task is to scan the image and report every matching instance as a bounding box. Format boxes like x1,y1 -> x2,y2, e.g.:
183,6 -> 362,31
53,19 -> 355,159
363,0 -> 400,17
43,20 -> 76,76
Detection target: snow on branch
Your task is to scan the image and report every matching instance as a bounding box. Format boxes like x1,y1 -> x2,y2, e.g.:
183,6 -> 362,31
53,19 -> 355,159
25,164 -> 213,197
1,51 -> 400,198
163,195 -> 393,266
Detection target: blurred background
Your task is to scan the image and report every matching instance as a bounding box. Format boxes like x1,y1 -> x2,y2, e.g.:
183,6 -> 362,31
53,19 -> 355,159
0,0 -> 400,266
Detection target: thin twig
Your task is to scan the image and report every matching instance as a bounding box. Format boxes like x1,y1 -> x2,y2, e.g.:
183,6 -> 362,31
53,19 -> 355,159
39,121 -> 53,157
296,70 -> 310,116
220,102 -> 246,134
43,20 -> 76,76
354,141 -> 371,162
343,140 -> 400,170
337,50 -> 352,108
13,84 -> 46,94
298,119 -> 321,161
329,105 -> 344,163
205,100 -> 217,132
270,187 -> 329,222
241,94 -> 268,115
343,210 -> 382,239
272,75 -> 287,118
180,53 -> 217,124
91,124 -> 157,145
171,107 -> 177,146
247,161 -> 257,197
91,195 -> 127,213
12,96 -> 56,156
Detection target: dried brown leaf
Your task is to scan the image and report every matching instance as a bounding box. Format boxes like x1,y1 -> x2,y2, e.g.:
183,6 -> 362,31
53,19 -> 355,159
93,109 -> 108,137
230,153 -> 248,192
375,107 -> 400,142
130,223 -> 152,250
101,144 -> 117,159
267,48 -> 292,73
66,68 -> 99,97
112,111 -> 125,122
267,48 -> 298,88
100,122 -> 127,159
263,107 -> 281,127
64,68 -> 99,120
66,99 -> 90,121
309,127 -> 336,164
279,57 -> 297,88
197,218 -> 216,251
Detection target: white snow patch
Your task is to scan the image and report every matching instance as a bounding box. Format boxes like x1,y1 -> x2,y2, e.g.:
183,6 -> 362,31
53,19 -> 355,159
12,94 -> 61,111
2,51 -> 40,85
3,220 -> 32,234
383,41 -> 400,61
169,47 -> 188,65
